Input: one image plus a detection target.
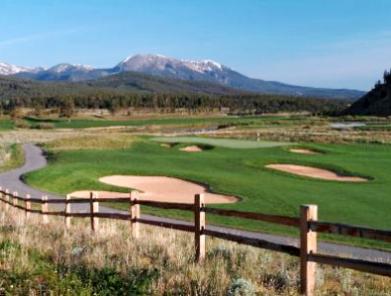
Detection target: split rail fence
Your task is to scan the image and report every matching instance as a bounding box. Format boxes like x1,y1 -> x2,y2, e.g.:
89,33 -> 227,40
0,187 -> 390,296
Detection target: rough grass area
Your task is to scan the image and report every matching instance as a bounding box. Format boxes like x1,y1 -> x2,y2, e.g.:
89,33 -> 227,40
152,136 -> 292,149
0,208 -> 390,295
25,137 -> 391,249
23,115 -> 297,129
45,134 -> 134,151
0,144 -> 24,173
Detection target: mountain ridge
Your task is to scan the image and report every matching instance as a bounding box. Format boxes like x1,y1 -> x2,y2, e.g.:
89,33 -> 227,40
1,54 -> 364,99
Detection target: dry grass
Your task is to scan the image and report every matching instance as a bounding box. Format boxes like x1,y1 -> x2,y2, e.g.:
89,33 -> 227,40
46,134 -> 135,151
0,208 -> 390,295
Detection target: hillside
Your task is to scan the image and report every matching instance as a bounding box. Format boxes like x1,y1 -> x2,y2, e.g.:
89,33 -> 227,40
0,74 -> 349,115
344,70 -> 391,116
0,71 -> 242,101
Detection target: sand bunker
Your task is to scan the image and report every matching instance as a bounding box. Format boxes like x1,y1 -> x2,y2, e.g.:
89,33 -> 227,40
289,148 -> 318,155
266,164 -> 368,182
160,143 -> 172,148
180,145 -> 203,152
93,175 -> 237,204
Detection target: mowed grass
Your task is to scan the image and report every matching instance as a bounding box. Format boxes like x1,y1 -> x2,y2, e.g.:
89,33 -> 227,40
25,137 -> 391,248
153,136 -> 292,148
0,118 -> 14,130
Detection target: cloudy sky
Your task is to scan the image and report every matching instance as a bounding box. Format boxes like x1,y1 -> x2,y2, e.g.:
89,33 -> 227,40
1,0 -> 391,90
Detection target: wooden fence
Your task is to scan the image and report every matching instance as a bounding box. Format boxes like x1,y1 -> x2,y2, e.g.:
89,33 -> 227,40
0,187 -> 390,296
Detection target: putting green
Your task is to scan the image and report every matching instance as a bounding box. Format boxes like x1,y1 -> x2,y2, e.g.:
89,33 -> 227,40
152,136 -> 292,149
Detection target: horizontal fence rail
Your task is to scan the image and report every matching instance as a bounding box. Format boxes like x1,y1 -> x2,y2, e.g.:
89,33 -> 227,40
310,221 -> 391,243
204,207 -> 300,227
0,187 -> 390,296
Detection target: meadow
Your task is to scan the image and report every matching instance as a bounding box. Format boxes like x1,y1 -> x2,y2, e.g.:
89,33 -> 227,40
24,135 -> 391,249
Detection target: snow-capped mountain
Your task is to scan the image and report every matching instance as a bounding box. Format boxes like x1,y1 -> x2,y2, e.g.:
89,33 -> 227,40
113,54 -> 229,83
0,61 -> 33,75
16,63 -> 105,81
48,63 -> 94,73
2,54 -> 364,99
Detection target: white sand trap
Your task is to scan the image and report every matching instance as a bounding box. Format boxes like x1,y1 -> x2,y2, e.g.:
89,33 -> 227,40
180,145 -> 203,152
160,143 -> 171,148
98,175 -> 238,204
266,164 -> 368,182
289,148 -> 318,155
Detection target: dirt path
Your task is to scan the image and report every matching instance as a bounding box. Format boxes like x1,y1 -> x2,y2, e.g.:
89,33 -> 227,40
0,144 -> 389,263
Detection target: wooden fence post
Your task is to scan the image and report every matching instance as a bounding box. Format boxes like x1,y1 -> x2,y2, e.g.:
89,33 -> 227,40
194,193 -> 206,262
89,192 -> 99,232
25,194 -> 31,219
130,191 -> 140,238
65,194 -> 71,229
12,191 -> 18,207
5,189 -> 9,211
0,186 -> 3,209
0,187 -> 3,220
42,195 -> 49,224
300,205 -> 318,296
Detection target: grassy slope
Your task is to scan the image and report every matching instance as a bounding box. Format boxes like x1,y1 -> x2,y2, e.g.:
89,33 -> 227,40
25,138 -> 391,248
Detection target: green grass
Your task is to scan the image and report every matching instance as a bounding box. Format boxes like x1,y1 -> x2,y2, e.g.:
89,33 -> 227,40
25,138 -> 391,249
153,136 -> 292,149
0,118 -> 14,130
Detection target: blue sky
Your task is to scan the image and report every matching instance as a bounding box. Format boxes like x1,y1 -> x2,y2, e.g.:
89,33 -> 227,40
1,0 -> 391,90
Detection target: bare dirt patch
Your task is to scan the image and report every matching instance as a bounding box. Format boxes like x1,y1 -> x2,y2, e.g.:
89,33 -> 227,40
266,164 -> 368,182
179,145 -> 203,152
289,148 -> 318,155
98,175 -> 238,204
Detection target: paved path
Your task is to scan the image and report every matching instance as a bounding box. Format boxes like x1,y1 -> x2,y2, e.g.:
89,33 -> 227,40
0,144 -> 390,263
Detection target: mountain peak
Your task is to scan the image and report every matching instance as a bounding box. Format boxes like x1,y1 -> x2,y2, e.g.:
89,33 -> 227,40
48,63 -> 94,73
117,54 -> 227,75
0,61 -> 32,75
122,53 -> 168,63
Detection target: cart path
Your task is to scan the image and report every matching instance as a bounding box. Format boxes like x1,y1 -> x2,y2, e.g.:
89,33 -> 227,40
0,143 -> 389,263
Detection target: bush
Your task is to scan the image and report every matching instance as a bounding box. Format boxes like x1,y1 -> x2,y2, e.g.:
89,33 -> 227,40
227,278 -> 256,296
14,119 -> 29,129
34,122 -> 55,129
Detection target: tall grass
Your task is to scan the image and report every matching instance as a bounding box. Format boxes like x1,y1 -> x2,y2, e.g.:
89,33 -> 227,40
0,208 -> 390,295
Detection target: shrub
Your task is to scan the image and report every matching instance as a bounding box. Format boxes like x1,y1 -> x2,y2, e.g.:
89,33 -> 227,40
227,278 -> 256,296
14,119 -> 30,129
34,122 -> 55,129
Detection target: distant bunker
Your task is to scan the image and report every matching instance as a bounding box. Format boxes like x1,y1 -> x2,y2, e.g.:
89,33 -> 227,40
289,148 -> 319,155
180,145 -> 203,152
266,164 -> 368,182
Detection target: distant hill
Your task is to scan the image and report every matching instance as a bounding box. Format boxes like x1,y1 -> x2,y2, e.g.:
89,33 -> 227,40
344,70 -> 391,116
0,71 -> 242,101
0,54 -> 364,100
0,73 -> 349,115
